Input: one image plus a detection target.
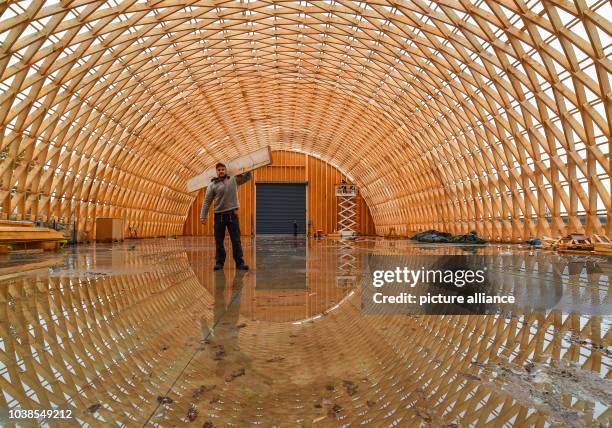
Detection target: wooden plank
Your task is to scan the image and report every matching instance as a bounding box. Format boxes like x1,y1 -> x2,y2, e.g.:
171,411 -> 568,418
0,220 -> 36,227
186,146 -> 272,193
0,227 -> 65,242
0,226 -> 62,233
0,234 -> 63,242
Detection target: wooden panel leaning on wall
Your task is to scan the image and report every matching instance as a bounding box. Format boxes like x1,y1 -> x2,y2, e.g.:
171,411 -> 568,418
183,151 -> 376,236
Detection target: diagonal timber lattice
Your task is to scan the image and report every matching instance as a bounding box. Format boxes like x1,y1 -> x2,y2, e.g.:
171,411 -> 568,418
0,1 -> 610,241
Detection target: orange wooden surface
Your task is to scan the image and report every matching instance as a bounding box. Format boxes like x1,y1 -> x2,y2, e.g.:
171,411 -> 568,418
183,151 -> 376,236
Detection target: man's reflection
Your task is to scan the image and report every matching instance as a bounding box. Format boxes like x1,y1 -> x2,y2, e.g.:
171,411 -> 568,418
208,269 -> 250,382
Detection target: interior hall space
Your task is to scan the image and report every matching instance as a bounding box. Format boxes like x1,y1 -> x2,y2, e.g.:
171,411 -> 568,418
0,1 -> 610,427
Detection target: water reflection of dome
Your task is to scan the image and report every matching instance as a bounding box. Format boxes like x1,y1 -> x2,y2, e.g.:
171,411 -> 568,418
0,237 -> 608,427
185,236 -> 357,322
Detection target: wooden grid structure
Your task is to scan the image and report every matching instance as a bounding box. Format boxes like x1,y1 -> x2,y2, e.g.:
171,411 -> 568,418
0,1 -> 610,241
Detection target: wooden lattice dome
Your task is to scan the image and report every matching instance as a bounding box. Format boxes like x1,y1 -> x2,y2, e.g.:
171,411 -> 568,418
0,1 -> 610,240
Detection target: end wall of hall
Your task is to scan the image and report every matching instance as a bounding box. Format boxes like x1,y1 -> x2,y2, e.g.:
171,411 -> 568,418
183,151 -> 376,236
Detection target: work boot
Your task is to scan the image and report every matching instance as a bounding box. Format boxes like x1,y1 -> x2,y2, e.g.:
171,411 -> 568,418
214,264 -> 223,271
236,264 -> 249,271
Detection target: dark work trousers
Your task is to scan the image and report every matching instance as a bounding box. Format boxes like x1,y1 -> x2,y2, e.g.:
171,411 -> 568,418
214,211 -> 245,266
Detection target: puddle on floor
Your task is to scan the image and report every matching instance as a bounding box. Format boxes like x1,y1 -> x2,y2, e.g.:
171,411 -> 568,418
0,236 -> 609,426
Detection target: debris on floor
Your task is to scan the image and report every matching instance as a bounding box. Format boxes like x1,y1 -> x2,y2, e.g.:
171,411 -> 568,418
225,367 -> 245,382
157,396 -> 173,404
213,346 -> 226,360
343,380 -> 358,396
87,403 -> 102,413
321,398 -> 333,406
186,405 -> 198,422
411,229 -> 487,244
476,360 -> 611,426
327,403 -> 343,418
416,408 -> 433,422
459,372 -> 481,382
192,384 -> 216,399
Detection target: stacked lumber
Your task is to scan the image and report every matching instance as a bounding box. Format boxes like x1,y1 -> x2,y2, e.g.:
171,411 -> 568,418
538,233 -> 612,255
540,236 -> 559,249
592,234 -> 612,255
0,220 -> 36,227
556,233 -> 594,253
0,223 -> 65,252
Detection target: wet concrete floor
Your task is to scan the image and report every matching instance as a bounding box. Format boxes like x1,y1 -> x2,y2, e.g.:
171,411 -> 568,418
0,236 -> 609,427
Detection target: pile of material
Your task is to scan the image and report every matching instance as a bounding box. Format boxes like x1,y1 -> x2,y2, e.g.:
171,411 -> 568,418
411,230 -> 487,244
531,234 -> 612,255
556,233 -> 594,252
592,235 -> 612,255
526,238 -> 542,246
0,220 -> 65,252
540,233 -> 595,253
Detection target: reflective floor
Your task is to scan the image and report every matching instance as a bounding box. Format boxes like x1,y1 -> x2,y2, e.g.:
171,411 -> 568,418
0,236 -> 610,427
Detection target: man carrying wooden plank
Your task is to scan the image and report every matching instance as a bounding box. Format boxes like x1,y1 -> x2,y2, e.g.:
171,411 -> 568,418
200,162 -> 252,270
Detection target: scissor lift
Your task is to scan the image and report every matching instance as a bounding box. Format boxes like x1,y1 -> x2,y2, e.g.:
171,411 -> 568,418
335,183 -> 358,237
335,183 -> 358,288
336,237 -> 358,289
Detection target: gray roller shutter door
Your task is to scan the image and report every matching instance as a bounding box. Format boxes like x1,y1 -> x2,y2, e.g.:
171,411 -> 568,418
256,183 -> 306,234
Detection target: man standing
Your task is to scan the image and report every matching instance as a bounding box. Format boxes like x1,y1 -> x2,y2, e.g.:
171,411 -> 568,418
200,163 -> 252,270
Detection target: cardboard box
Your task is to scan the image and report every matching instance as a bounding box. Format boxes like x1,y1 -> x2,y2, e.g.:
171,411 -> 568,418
96,218 -> 124,242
